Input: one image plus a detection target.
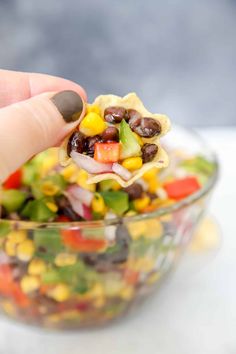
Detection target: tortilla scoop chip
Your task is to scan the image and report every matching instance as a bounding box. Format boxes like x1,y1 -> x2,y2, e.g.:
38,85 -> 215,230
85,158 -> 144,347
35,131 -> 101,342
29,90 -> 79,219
59,93 -> 171,186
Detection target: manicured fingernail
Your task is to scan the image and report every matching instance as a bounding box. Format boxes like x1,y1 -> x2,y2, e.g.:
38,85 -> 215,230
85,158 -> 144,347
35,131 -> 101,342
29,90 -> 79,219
51,90 -> 84,123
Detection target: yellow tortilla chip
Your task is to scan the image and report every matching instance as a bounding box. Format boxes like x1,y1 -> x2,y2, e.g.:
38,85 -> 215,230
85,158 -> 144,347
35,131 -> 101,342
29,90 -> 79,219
59,93 -> 171,186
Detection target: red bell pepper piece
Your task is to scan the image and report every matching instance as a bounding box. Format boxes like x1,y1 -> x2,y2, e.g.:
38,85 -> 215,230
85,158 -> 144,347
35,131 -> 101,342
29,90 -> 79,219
56,215 -> 72,222
61,229 -> 107,252
163,176 -> 200,200
3,169 -> 22,189
94,142 -> 120,163
0,265 -> 29,307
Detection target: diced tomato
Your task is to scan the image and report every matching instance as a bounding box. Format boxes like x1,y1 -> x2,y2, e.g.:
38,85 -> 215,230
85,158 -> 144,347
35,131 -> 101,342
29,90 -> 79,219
56,215 -> 72,222
124,269 -> 139,285
94,142 -> 120,163
3,169 -> 22,189
61,229 -> 107,252
0,265 -> 29,307
163,176 -> 200,200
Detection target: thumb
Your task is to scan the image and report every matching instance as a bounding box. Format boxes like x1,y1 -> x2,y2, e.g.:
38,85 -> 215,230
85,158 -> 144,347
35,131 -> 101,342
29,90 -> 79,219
0,90 -> 85,183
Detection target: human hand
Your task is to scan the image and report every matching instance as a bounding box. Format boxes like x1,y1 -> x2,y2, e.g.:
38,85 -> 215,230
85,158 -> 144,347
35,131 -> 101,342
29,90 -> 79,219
0,69 -> 87,183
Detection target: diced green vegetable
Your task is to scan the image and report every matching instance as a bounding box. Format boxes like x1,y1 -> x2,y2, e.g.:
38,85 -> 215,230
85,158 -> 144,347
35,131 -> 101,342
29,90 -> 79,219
119,119 -> 141,159
1,189 -> 27,212
99,180 -> 118,191
101,191 -> 129,215
34,229 -> 63,254
181,155 -> 215,176
74,278 -> 89,294
22,200 -> 55,222
0,221 -> 11,238
22,163 -> 39,186
42,269 -> 61,284
130,237 -> 161,257
32,174 -> 66,199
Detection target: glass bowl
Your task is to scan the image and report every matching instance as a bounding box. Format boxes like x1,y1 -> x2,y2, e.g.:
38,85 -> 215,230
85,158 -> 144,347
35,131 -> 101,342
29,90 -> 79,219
0,126 -> 218,329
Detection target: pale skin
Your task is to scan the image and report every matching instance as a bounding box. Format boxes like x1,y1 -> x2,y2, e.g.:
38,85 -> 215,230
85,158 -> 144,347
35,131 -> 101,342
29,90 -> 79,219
0,69 -> 87,183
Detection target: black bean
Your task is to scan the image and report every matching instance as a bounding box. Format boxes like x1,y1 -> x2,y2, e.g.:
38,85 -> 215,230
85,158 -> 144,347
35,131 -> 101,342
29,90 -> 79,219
56,196 -> 82,221
141,143 -> 158,163
123,183 -> 143,200
104,106 -> 127,123
125,109 -> 142,121
84,135 -> 102,157
101,126 -> 119,142
67,131 -> 85,156
129,116 -> 161,137
146,192 -> 158,200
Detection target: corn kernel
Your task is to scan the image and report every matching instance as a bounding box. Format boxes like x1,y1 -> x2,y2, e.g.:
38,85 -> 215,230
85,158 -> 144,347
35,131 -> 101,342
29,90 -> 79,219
28,258 -> 47,275
7,230 -> 27,244
120,286 -> 134,300
47,283 -> 70,302
86,104 -> 101,115
143,167 -> 159,181
41,181 -> 59,196
132,132 -> 144,146
148,178 -> 162,194
76,170 -> 96,192
130,258 -> 155,272
128,221 -> 147,240
5,240 -> 17,257
92,193 -> 106,214
54,253 -> 77,267
60,164 -> 78,182
62,310 -> 79,320
93,296 -> 105,308
21,275 -> 40,293
46,313 -> 61,323
122,157 -> 143,171
111,180 -> 121,190
79,112 -> 106,136
145,219 -> 163,239
46,202 -> 58,213
1,300 -> 16,317
16,239 -> 35,262
133,195 -> 150,212
146,272 -> 161,285
91,283 -> 105,298
41,154 -> 58,177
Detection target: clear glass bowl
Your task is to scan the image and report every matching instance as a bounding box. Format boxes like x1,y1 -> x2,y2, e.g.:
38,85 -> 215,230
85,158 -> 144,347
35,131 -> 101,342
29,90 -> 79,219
0,126 -> 218,329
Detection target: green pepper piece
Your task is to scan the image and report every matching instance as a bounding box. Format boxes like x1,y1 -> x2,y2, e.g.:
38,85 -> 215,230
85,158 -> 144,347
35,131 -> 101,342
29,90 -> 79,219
119,119 -> 141,159
74,278 -> 89,294
32,174 -> 67,199
99,179 -> 118,191
22,200 -> 55,222
34,228 -> 63,254
42,269 -> 61,284
22,163 -> 39,186
0,221 -> 11,238
101,191 -> 129,215
1,189 -> 27,212
58,262 -> 85,283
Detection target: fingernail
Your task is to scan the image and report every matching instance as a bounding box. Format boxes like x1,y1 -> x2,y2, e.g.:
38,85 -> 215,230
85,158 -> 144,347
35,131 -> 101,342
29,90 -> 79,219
51,90 -> 84,123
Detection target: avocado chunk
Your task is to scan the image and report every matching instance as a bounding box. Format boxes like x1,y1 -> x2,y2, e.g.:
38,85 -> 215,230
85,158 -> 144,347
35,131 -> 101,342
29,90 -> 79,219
1,189 -> 27,212
119,119 -> 141,159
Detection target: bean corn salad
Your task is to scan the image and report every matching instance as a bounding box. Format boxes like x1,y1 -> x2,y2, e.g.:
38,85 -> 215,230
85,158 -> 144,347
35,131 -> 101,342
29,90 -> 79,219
0,143 -> 216,328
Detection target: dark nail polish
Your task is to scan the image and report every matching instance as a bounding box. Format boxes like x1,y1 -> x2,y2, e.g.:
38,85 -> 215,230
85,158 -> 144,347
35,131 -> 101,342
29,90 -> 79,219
51,90 -> 84,123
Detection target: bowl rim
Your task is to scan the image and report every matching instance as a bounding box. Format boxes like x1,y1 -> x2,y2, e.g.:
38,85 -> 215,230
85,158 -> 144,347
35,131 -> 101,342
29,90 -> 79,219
0,126 -> 219,229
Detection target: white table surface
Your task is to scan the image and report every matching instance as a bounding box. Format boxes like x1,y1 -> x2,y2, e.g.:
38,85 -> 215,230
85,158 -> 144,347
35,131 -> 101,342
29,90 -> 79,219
0,127 -> 235,354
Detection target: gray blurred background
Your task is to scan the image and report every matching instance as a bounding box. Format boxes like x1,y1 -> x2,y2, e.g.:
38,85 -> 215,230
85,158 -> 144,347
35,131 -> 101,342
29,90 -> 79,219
0,0 -> 235,126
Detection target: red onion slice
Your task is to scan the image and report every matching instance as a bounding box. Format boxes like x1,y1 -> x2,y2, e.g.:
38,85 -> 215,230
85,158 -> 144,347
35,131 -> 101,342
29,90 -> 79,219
112,163 -> 132,181
66,193 -> 92,220
67,185 -> 93,207
71,151 -> 113,174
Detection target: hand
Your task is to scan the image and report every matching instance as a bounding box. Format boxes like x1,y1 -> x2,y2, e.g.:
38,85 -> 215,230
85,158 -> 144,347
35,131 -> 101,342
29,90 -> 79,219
0,70 -> 87,183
